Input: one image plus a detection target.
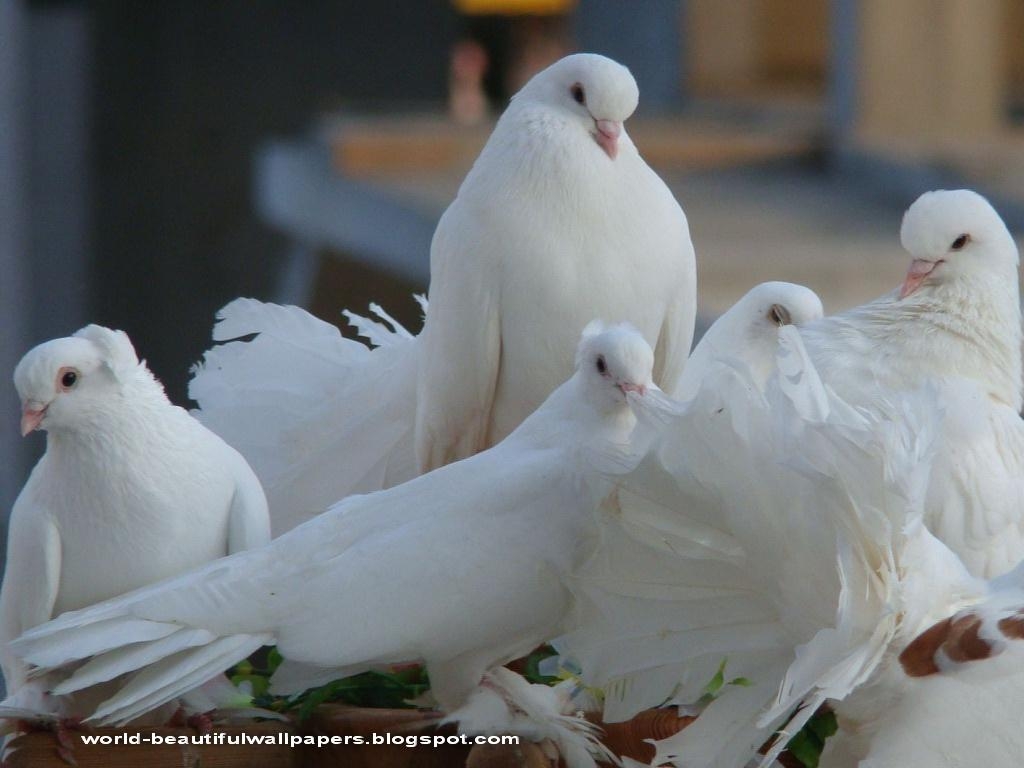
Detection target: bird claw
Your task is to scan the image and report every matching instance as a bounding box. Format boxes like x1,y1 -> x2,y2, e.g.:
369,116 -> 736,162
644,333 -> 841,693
55,718 -> 84,750
55,744 -> 78,766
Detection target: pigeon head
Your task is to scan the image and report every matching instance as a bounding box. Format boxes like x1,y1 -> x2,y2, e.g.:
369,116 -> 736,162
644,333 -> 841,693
515,53 -> 638,160
897,189 -> 1018,299
735,281 -> 824,336
14,325 -> 143,436
677,282 -> 823,401
574,321 -> 654,411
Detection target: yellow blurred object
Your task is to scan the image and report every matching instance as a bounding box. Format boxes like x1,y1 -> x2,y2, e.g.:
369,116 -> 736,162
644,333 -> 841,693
453,0 -> 575,16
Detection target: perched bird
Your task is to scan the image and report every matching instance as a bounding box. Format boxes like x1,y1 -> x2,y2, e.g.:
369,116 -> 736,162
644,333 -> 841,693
416,52 -> 695,472
13,324 -> 672,768
800,189 -> 1024,577
191,52 -> 695,534
0,325 -> 270,712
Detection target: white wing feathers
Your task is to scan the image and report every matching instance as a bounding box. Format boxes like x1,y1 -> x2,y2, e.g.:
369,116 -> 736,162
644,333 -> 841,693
559,326 -> 946,767
414,216 -> 502,473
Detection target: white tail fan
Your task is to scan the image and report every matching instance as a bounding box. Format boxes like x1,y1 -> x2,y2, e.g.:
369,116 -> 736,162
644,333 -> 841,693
190,297 -> 425,535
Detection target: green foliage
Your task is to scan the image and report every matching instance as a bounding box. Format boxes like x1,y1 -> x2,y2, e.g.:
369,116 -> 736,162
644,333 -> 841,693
227,647 -> 431,720
699,659 -> 754,704
785,708 -> 839,768
286,666 -> 432,721
522,645 -> 560,685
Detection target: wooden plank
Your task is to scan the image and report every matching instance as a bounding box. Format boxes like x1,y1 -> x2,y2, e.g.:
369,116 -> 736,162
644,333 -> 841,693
328,115 -> 821,179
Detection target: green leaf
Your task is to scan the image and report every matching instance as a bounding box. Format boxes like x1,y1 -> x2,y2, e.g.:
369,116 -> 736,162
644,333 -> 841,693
809,709 -> 838,741
266,647 -> 284,675
784,708 -> 838,768
786,728 -> 824,768
523,645 -> 559,685
702,659 -> 728,698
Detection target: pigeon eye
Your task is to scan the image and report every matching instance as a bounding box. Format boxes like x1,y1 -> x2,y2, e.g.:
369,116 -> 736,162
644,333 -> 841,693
570,83 -> 586,106
595,355 -> 607,374
951,234 -> 970,251
768,304 -> 791,327
59,368 -> 79,391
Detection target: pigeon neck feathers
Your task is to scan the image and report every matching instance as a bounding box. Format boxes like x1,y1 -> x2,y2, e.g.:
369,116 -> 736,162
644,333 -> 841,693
805,189 -> 1022,410
816,268 -> 1022,410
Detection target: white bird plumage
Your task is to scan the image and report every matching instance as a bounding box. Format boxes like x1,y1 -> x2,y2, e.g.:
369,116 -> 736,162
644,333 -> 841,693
190,52 -> 695,535
552,192 -> 1024,767
190,299 -> 421,537
558,319 -> 972,768
556,272 -> 1024,767
0,325 -> 270,712
800,189 -> 1024,578
12,324 -> 669,768
672,281 -> 824,400
553,285 -> 827,735
416,52 -> 695,471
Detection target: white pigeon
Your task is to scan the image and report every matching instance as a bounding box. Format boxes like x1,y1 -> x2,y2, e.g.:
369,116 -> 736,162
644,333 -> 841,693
12,324 -> 672,768
415,52 -> 695,472
190,53 -> 695,536
799,189 -> 1024,577
0,325 -> 270,714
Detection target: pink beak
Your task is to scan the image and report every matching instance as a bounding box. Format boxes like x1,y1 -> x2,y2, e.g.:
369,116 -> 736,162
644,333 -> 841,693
594,119 -> 621,159
619,382 -> 646,397
899,258 -> 943,300
20,402 -> 47,437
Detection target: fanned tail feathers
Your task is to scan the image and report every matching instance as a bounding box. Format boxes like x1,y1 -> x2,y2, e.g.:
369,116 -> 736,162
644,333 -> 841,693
190,297 -> 422,535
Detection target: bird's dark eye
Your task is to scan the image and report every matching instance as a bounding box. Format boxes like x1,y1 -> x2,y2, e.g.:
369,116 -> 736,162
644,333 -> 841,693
60,370 -> 78,390
596,355 -> 607,374
951,234 -> 970,251
768,304 -> 791,326
570,83 -> 586,105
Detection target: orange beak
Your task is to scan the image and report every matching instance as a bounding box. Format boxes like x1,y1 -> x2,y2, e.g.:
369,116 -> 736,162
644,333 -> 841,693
899,258 -> 943,300
594,119 -> 621,159
20,402 -> 47,436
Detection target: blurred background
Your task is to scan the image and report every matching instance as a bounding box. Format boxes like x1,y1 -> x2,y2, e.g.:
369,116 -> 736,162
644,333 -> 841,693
3,0 -> 1024,514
